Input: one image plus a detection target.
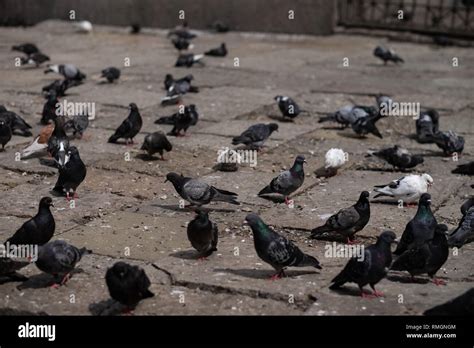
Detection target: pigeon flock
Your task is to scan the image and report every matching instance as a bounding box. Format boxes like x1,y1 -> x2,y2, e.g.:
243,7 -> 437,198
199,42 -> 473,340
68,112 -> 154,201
0,19 -> 473,316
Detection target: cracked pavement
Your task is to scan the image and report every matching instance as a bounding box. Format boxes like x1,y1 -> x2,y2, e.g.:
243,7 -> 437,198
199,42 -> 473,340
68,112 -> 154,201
0,20 -> 473,315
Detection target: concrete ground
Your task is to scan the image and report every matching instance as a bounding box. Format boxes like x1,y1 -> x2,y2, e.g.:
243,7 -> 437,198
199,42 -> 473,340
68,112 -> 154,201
0,20 -> 473,315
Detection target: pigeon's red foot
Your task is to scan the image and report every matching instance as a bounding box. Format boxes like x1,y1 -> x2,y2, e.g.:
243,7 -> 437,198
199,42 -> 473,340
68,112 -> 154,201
347,239 -> 358,245
50,283 -> 61,289
360,291 -> 376,299
197,256 -> 208,262
372,290 -> 384,297
121,307 -> 134,315
269,273 -> 282,281
60,273 -> 71,286
405,202 -> 417,208
432,278 -> 446,286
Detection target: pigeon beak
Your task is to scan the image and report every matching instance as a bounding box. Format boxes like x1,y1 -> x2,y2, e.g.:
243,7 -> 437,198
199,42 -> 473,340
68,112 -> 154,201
303,160 -> 307,164
393,238 -> 400,244
164,178 -> 168,183
50,203 -> 55,207
243,220 -> 249,225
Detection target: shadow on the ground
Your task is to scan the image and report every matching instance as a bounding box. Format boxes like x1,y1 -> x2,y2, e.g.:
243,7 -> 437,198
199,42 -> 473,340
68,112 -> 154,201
135,153 -> 162,161
89,298 -> 126,316
152,203 -> 238,213
16,269 -> 85,290
170,249 -> 201,260
257,194 -> 286,204
214,267 -> 320,280
267,114 -> 294,123
387,273 -> 432,284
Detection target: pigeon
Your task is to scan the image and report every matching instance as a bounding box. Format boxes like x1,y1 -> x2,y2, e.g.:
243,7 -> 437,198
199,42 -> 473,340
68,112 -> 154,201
0,118 -> 12,151
35,240 -> 90,287
367,145 -> 424,170
6,197 -> 55,246
274,96 -> 302,119
452,161 -> 474,175
448,206 -> 474,248
64,113 -> 89,139
258,155 -> 306,204
319,105 -> 377,128
0,109 -> 32,136
20,52 -> 50,67
394,193 -> 438,255
164,74 -> 199,96
74,20 -> 93,33
244,213 -> 321,280
41,91 -> 59,125
416,109 -> 439,143
140,132 -> 172,160
461,192 -> 474,216
12,43 -> 39,56
351,113 -> 383,138
391,224 -> 449,285
373,46 -> 404,64
424,288 -> 474,316
42,79 -> 83,97
232,123 -> 279,150
211,21 -> 230,33
168,23 -> 197,40
47,117 -> 70,167
373,173 -> 433,204
429,130 -> 465,156
105,262 -> 154,309
108,103 -> 142,144
157,104 -> 198,137
187,210 -> 218,258
310,191 -> 371,244
53,146 -> 87,201
375,95 -> 393,111
175,54 -> 204,67
20,122 -> 55,159
45,64 -> 86,81
172,37 -> 194,51
165,172 -> 240,206
204,43 -> 227,57
329,231 -> 397,297
130,24 -> 141,34
101,67 -> 121,83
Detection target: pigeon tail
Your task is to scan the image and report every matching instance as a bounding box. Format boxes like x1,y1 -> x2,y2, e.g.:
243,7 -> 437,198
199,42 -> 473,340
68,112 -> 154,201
310,225 -> 332,238
212,187 -> 240,205
108,134 -> 119,143
143,289 -> 155,299
258,185 -> 273,196
155,116 -> 175,125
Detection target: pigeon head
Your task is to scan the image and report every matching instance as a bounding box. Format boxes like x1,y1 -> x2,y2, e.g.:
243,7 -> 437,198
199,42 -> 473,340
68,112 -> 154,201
39,197 -> 54,208
110,261 -> 131,278
359,191 -> 370,201
195,209 -> 209,221
294,155 -> 306,165
165,172 -> 185,187
419,193 -> 432,206
377,231 -> 397,244
165,74 -> 173,81
371,126 -> 383,139
421,173 -> 434,187
184,74 -> 194,81
244,213 -> 264,229
67,146 -> 80,158
188,104 -> 196,111
434,224 -> 448,235
129,103 -> 138,111
268,123 -> 279,133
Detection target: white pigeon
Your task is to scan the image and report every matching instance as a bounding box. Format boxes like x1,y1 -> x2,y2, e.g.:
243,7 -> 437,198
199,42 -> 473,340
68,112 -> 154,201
74,20 -> 93,33
373,173 -> 433,203
325,148 -> 347,169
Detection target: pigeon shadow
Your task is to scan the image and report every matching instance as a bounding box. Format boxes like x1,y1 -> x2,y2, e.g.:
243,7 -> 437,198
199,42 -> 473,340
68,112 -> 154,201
267,114 -> 294,123
170,249 -> 204,260
257,194 -> 286,204
214,267 -> 320,280
328,286 -> 364,297
320,125 -> 349,130
152,203 -> 238,214
89,299 -> 126,316
0,272 -> 29,285
337,132 -> 368,140
135,153 -> 162,161
314,166 -> 337,178
387,273 -> 431,284
16,269 -> 85,290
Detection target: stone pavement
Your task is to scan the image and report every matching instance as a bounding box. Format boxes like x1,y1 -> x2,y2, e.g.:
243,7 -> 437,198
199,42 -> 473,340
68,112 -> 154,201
0,20 -> 473,315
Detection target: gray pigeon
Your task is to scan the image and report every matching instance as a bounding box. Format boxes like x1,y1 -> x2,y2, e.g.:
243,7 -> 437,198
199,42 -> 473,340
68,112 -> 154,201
351,113 -> 383,138
391,224 -> 449,285
448,206 -> 474,248
164,74 -> 198,96
311,191 -> 371,243
44,64 -> 86,81
274,96 -> 302,119
416,109 -> 439,143
64,114 -> 89,139
245,213 -> 321,280
187,210 -> 218,258
140,132 -> 172,160
461,195 -> 474,216
35,240 -> 91,287
394,193 -> 437,255
367,145 -> 424,171
232,123 -> 279,150
165,172 -> 239,206
175,54 -> 204,67
319,105 -> 376,128
424,288 -> 474,316
330,231 -> 397,297
373,46 -> 404,64
258,155 -> 306,204
429,130 -> 465,156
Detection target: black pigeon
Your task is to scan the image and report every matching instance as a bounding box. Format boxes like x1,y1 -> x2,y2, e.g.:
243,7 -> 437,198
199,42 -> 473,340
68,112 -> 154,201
391,224 -> 449,285
319,105 -> 377,128
204,43 -> 227,57
258,155 -> 306,204
141,132 -> 172,160
232,123 -> 279,150
47,117 -> 70,167
274,96 -> 301,119
156,104 -> 198,137
368,145 -> 424,170
416,109 -> 439,143
35,240 -> 90,287
53,146 -> 87,201
373,46 -> 404,64
64,114 -> 89,139
211,21 -> 230,33
0,109 -> 32,136
429,130 -> 465,156
329,231 -> 397,297
452,161 -> 474,176
166,172 -> 239,206
42,79 -> 83,98
164,74 -> 199,96
44,64 -> 86,81
245,213 -> 321,280
351,113 -> 383,138
448,206 -> 474,248
108,103 -> 142,144
0,118 -> 12,150
6,197 -> 55,246
311,191 -> 371,243
105,261 -> 154,309
101,67 -> 121,83
20,52 -> 50,67
168,24 -> 197,40
41,91 -> 58,125
424,288 -> 474,316
187,210 -> 218,257
461,194 -> 474,216
172,37 -> 193,51
130,24 -> 141,34
394,193 -> 437,255
175,53 -> 204,68
12,43 -> 39,56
